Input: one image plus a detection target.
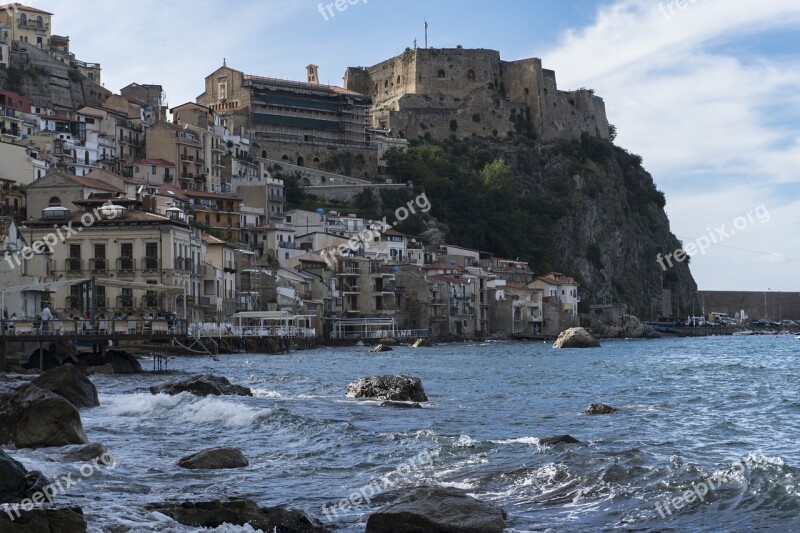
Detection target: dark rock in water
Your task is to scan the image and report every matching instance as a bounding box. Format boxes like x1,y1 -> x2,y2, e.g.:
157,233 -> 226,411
372,344 -> 393,352
0,384 -> 88,448
177,447 -> 249,470
0,506 -> 87,532
31,364 -> 99,408
366,486 -> 507,533
553,327 -> 601,348
346,375 -> 428,402
586,403 -> 619,415
380,401 -> 423,409
60,443 -> 113,465
107,350 -> 142,374
146,498 -> 328,532
378,337 -> 400,345
539,435 -> 581,446
150,375 -> 252,397
0,449 -> 51,504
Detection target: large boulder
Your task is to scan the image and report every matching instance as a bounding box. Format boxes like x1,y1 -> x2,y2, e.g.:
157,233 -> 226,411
31,364 -> 99,408
372,344 -> 393,352
0,450 -> 50,505
177,447 -> 249,470
0,506 -> 87,533
150,375 -> 252,397
366,487 -> 507,533
346,375 -> 428,402
539,435 -> 581,446
60,443 -> 114,465
107,350 -> 142,374
0,384 -> 88,448
553,327 -> 601,349
146,498 -> 328,532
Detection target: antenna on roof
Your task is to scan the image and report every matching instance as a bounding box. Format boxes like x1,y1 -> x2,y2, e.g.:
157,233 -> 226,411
424,20 -> 428,49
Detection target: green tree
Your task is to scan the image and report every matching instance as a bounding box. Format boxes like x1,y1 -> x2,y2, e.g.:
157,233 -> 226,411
480,159 -> 512,191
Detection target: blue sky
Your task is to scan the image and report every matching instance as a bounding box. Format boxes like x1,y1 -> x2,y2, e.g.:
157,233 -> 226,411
30,0 -> 800,291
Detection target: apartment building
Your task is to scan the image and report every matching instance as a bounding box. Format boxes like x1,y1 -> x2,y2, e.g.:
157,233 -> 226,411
0,3 -> 51,48
186,190 -> 243,243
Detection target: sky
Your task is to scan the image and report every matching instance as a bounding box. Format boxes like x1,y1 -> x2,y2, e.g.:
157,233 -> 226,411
25,0 -> 800,292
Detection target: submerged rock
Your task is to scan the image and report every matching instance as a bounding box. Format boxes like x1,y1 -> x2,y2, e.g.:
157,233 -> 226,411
149,375 -> 252,397
346,375 -> 428,402
0,384 -> 88,448
146,498 -> 328,532
31,364 -> 99,408
539,435 -> 581,446
372,344 -> 393,352
0,506 -> 87,532
380,401 -> 423,409
177,447 -> 249,470
553,327 -> 601,349
60,443 -> 113,465
586,403 -> 619,415
366,486 -> 507,533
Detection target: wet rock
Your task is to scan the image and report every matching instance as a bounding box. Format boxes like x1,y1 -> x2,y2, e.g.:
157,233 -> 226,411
146,498 -> 328,532
31,364 -> 99,408
346,375 -> 428,402
177,447 -> 249,470
86,364 -> 115,375
372,344 -> 393,352
0,449 -> 51,504
149,375 -> 252,397
378,337 -> 400,345
107,350 -> 142,374
0,506 -> 87,532
60,443 -> 113,465
586,403 -> 619,415
553,327 -> 601,349
0,384 -> 88,448
539,435 -> 581,445
366,486 -> 507,533
380,401 -> 423,409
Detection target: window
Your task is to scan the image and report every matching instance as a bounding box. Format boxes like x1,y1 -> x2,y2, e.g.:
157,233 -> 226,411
437,69 -> 446,79
467,70 -> 475,81
19,13 -> 27,26
36,16 -> 43,29
48,196 -> 61,207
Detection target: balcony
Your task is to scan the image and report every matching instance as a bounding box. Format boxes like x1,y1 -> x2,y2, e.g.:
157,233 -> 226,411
180,172 -> 194,180
116,257 -> 136,273
339,266 -> 362,275
341,285 -> 360,293
116,295 -> 135,309
142,257 -> 160,271
90,258 -> 108,272
181,155 -> 194,163
199,296 -> 212,307
65,258 -> 83,273
141,295 -> 161,308
18,20 -> 50,32
196,157 -> 205,165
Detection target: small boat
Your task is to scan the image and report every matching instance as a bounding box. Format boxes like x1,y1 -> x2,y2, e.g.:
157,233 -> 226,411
732,330 -> 754,336
796,335 -> 800,340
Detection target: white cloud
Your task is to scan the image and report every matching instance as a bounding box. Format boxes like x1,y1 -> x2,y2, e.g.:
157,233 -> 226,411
542,0 -> 800,290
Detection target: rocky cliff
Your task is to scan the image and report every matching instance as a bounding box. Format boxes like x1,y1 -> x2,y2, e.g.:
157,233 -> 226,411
381,132 -> 697,318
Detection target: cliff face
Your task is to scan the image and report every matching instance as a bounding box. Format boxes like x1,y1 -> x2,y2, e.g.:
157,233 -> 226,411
383,133 -> 697,318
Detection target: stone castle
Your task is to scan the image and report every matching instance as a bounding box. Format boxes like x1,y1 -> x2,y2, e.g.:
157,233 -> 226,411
344,47 -> 610,142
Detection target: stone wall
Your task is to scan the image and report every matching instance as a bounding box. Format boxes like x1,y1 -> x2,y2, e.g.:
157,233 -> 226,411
305,183 -> 408,203
254,140 -> 379,179
695,291 -> 800,322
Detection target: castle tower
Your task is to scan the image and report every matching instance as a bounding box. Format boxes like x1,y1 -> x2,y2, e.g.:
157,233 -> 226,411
306,64 -> 319,84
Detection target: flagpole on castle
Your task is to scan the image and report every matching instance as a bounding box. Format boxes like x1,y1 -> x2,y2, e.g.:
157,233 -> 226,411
424,20 -> 428,49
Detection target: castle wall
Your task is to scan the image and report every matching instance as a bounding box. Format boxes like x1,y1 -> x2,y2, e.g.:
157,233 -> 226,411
413,48 -> 501,100
256,140 -> 378,179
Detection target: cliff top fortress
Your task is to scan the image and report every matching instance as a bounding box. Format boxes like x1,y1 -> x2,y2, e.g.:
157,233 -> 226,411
344,47 -> 610,142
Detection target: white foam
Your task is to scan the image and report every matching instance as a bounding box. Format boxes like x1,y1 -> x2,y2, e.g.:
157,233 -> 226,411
491,437 -> 540,445
251,388 -> 282,399
455,435 -> 477,447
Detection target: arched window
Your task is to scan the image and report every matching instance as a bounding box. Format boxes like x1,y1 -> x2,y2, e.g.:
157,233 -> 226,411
312,157 -> 320,163
261,149 -> 267,159
437,69 -> 446,79
467,70 -> 475,81
84,151 -> 89,164
48,196 -> 61,207
281,154 -> 289,161
36,16 -> 43,29
384,80 -> 389,88
20,13 -> 27,26
297,156 -> 305,167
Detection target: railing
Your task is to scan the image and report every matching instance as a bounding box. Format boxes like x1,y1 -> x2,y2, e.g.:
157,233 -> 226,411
90,258 -> 108,272
142,257 -> 160,271
181,155 -> 194,162
117,296 -> 135,308
141,295 -> 161,308
0,319 -> 189,338
329,328 -> 429,340
199,296 -> 212,307
188,323 -> 317,339
341,285 -> 360,293
65,258 -> 82,272
116,257 -> 135,272
340,266 -> 361,274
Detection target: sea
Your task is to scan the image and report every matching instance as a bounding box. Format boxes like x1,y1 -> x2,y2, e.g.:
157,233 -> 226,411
6,335 -> 800,532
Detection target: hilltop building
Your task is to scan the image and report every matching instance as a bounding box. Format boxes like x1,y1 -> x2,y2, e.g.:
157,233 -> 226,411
344,47 -> 609,142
